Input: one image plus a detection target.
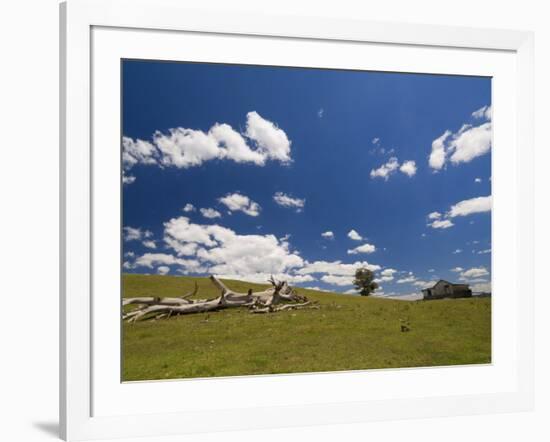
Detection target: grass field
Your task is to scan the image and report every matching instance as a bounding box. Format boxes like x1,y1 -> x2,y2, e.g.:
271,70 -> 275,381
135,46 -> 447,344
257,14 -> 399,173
122,274 -> 491,381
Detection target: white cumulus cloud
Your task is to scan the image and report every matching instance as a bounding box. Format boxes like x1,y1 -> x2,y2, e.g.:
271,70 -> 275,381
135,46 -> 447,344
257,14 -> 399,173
460,267 -> 489,279
321,275 -> 354,286
370,157 -> 399,180
304,286 -> 330,292
429,130 -> 451,170
428,105 -> 492,170
133,253 -> 203,273
321,231 -> 334,239
157,266 -> 170,275
123,226 -> 153,242
162,216 -> 304,279
142,240 -> 156,249
399,160 -> 417,177
123,112 -> 292,172
472,105 -> 492,120
200,208 -> 222,219
347,229 -> 363,241
123,173 -> 136,185
122,137 -> 157,169
218,192 -> 261,217
376,268 -> 397,283
429,219 -> 454,229
182,203 -> 196,213
210,123 -> 266,165
245,111 -> 292,163
347,243 -> 376,255
152,127 -> 220,168
297,260 -> 381,276
370,157 -> 417,180
215,272 -> 314,284
449,123 -> 492,165
448,196 -> 492,217
428,195 -> 491,230
397,276 -> 416,284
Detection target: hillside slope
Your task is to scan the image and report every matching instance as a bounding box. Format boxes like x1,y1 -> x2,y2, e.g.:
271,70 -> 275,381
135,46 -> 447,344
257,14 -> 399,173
122,274 -> 491,381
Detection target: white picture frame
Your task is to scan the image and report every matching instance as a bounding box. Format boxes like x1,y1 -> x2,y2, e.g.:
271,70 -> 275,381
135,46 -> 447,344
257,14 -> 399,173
60,0 -> 534,440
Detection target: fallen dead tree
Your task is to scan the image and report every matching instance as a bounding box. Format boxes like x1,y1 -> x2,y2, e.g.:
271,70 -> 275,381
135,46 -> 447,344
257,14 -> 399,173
123,276 -> 317,322
122,282 -> 199,307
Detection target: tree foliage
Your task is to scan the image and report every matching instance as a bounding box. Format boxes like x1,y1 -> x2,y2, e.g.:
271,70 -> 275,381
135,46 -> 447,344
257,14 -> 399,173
353,267 -> 379,296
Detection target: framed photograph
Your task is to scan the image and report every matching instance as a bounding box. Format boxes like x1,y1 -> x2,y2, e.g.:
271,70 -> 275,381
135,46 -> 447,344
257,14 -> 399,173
60,0 -> 534,440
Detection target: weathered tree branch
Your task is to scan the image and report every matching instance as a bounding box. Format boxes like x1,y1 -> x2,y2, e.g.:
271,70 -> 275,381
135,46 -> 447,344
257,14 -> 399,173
123,282 -> 199,307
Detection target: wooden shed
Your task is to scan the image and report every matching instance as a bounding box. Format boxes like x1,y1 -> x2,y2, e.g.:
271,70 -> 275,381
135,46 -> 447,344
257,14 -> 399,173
421,279 -> 472,300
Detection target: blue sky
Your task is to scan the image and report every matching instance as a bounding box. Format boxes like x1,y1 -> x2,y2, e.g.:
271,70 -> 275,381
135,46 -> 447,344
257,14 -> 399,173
122,59 -> 492,299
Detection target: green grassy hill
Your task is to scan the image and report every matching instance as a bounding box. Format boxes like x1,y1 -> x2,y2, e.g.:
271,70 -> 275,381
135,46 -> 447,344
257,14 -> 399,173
122,274 -> 491,381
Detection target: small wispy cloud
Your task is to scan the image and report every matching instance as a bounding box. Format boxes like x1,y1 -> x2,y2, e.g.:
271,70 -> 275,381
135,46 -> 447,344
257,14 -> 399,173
123,226 -> 153,242
200,208 -> 222,219
477,248 -> 491,254
429,219 -> 454,229
142,240 -> 156,249
218,192 -> 261,217
397,275 -> 416,284
427,195 -> 491,229
273,192 -> 305,212
347,243 -> 376,255
370,157 -> 416,180
459,266 -> 490,280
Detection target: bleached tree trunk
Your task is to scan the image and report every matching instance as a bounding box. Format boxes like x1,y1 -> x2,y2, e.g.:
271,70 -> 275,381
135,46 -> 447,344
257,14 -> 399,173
124,296 -> 226,322
123,282 -> 199,306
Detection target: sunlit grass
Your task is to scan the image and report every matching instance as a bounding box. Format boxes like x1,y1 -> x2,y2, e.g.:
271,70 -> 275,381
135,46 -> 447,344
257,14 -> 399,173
122,274 -> 491,381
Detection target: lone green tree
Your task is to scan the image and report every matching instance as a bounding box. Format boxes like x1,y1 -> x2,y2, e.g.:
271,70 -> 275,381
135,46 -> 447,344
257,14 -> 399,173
353,267 -> 379,296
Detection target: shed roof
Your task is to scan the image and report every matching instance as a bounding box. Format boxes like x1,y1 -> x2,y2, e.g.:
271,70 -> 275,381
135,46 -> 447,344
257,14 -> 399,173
422,279 -> 471,290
